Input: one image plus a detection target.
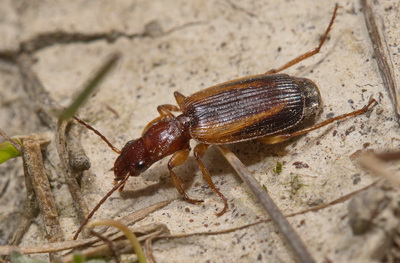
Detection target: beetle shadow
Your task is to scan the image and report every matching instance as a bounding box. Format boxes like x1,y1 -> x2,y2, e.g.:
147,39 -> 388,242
116,144 -> 245,203
227,121 -> 337,169
227,139 -> 294,168
118,159 -> 205,201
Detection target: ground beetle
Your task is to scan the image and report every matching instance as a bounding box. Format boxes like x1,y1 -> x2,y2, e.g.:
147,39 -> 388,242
73,5 -> 376,239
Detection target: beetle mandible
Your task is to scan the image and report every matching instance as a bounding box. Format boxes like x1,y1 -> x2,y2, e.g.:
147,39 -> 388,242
73,4 -> 376,239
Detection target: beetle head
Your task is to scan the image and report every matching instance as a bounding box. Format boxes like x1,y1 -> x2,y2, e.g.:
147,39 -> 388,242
113,138 -> 151,181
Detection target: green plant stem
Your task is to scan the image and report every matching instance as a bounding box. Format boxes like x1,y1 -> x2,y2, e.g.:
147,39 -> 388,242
87,219 -> 147,263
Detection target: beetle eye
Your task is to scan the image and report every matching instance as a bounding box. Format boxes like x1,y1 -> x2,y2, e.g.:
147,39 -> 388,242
136,161 -> 147,173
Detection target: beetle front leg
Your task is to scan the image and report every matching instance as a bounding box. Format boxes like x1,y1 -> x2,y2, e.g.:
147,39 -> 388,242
174,91 -> 186,108
157,104 -> 181,116
141,104 -> 181,135
168,149 -> 204,204
194,144 -> 228,216
259,98 -> 377,144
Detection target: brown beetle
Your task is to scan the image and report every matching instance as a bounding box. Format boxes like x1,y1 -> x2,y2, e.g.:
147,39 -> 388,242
73,5 -> 376,239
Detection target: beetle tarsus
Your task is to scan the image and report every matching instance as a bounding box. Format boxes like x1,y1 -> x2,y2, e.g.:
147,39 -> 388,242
214,190 -> 228,217
194,143 -> 229,216
182,195 -> 204,204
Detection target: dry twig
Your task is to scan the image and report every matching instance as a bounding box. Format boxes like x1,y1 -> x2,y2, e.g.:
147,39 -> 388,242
218,145 -> 315,263
56,119 -> 89,225
89,230 -> 121,263
21,139 -> 63,261
17,54 -> 91,228
361,0 -> 399,119
22,139 -> 63,242
0,200 -> 172,257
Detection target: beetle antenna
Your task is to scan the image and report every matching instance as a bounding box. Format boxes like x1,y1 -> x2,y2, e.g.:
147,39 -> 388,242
73,116 -> 121,154
73,174 -> 130,240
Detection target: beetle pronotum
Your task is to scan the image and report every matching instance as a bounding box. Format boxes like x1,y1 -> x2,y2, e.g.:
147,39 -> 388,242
73,4 -> 376,239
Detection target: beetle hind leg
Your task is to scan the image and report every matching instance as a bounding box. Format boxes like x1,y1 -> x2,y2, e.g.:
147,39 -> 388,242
168,149 -> 204,204
194,144 -> 228,216
258,98 -> 377,144
265,4 -> 339,75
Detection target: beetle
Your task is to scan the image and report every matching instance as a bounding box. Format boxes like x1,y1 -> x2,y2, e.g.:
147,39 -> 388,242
73,5 -> 376,239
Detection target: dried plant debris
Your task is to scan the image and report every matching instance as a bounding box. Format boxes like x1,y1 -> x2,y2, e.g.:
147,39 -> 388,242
348,181 -> 400,261
0,200 -> 172,262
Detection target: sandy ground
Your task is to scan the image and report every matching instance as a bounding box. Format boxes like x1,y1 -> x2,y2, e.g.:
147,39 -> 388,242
1,0 -> 400,262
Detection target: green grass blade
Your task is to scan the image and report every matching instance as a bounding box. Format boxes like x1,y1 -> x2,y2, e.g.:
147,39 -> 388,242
0,139 -> 22,164
58,53 -> 120,120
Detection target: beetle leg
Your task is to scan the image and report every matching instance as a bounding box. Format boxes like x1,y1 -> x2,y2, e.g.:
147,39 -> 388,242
265,4 -> 339,75
141,104 -> 181,135
258,98 -> 377,144
174,91 -> 187,107
194,144 -> 228,216
168,149 -> 204,204
115,181 -> 126,192
157,104 -> 181,116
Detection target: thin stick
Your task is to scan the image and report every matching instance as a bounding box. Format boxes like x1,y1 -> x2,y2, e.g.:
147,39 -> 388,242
218,145 -> 316,263
8,150 -> 39,247
21,139 -> 63,262
22,139 -> 63,243
361,0 -> 400,120
56,120 -> 89,231
0,215 -> 169,255
89,230 -> 121,263
145,221 -> 265,263
62,230 -> 164,263
87,219 -> 147,263
284,180 -> 378,217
